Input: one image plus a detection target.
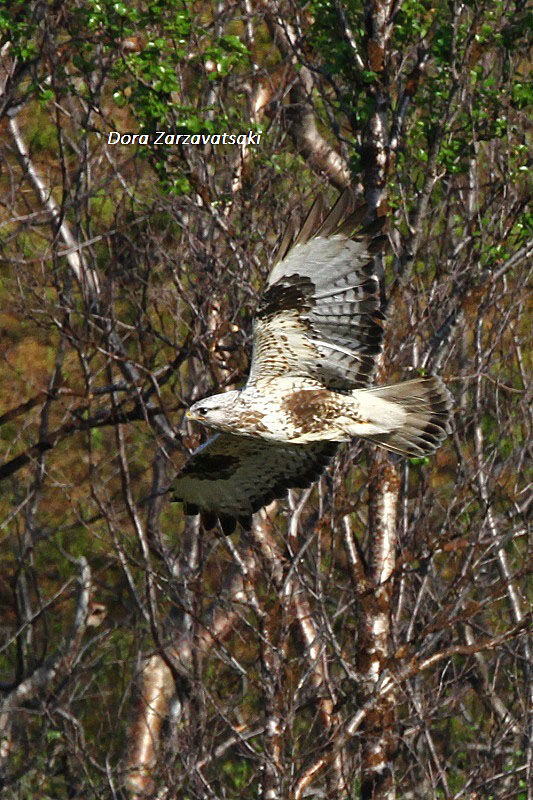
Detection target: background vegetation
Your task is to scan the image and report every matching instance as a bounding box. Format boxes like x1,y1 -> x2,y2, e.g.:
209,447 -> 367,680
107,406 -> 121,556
0,0 -> 531,798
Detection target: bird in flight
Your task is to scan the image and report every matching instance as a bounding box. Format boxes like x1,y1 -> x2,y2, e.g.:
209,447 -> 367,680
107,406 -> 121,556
172,190 -> 452,533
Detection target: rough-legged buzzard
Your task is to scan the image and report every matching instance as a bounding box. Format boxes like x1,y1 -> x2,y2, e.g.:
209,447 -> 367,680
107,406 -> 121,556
172,191 -> 452,533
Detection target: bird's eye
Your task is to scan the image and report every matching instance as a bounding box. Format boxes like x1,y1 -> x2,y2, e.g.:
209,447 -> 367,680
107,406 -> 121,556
196,406 -> 208,416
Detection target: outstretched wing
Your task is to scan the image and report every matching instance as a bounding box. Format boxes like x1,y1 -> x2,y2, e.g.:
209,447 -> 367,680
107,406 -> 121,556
247,190 -> 387,392
172,433 -> 336,534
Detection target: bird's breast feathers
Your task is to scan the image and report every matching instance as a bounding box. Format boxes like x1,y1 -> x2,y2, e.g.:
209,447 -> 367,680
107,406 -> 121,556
237,380 -> 359,444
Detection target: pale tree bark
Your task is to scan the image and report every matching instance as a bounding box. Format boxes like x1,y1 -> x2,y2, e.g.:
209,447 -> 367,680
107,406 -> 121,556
263,10 -> 352,191
358,452 -> 399,800
7,115 -> 101,303
124,653 -> 176,798
361,0 -> 394,215
0,558 -> 92,769
350,1 -> 398,794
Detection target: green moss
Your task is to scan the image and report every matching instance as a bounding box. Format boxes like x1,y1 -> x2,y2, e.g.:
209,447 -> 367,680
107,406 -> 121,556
25,109 -> 58,156
221,757 -> 254,791
89,192 -> 116,227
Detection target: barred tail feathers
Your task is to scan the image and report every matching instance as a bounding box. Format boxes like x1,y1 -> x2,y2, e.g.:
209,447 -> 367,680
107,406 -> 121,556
356,377 -> 452,457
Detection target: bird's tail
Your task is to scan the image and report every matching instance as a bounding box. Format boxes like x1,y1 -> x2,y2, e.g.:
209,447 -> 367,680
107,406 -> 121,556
358,376 -> 452,457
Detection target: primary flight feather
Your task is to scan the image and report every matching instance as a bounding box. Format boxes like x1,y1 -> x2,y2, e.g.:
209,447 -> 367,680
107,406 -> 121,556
173,190 -> 452,533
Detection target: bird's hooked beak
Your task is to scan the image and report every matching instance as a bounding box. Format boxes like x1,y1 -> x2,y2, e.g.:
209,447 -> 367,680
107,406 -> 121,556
185,409 -> 193,419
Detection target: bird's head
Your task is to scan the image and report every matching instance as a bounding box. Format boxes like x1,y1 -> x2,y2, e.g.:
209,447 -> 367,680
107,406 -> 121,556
186,390 -> 241,430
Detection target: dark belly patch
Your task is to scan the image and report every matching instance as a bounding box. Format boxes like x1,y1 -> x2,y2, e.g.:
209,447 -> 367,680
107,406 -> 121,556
282,389 -> 330,433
